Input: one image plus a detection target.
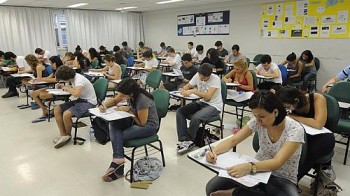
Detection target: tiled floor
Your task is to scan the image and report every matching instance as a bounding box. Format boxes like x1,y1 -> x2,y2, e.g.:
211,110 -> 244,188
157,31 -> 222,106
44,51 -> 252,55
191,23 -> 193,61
0,88 -> 349,196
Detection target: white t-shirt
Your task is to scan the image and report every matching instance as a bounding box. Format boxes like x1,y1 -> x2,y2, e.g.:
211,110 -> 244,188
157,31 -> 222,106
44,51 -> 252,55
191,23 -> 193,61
165,54 -> 182,69
16,56 -> 31,71
255,62 -> 282,84
72,73 -> 97,105
35,50 -> 51,65
144,58 -> 159,69
193,52 -> 206,62
248,116 -> 304,184
189,73 -> 222,111
185,48 -> 196,57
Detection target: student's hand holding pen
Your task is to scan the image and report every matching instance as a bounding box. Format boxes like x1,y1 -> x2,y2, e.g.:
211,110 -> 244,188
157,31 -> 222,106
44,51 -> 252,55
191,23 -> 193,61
206,150 -> 217,164
115,105 -> 130,112
98,104 -> 107,113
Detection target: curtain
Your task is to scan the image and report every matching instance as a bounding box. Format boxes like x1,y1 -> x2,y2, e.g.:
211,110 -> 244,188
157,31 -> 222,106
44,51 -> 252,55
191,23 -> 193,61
0,6 -> 57,56
65,9 -> 144,53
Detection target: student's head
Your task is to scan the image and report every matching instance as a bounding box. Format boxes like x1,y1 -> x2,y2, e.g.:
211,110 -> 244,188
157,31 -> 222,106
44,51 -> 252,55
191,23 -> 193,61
196,45 -> 204,54
55,65 -> 76,81
25,54 -> 40,69
139,41 -> 145,48
142,50 -> 153,61
188,42 -> 194,49
64,52 -> 75,61
248,90 -> 287,127
286,52 -> 297,63
214,41 -> 223,50
113,45 -> 121,53
206,48 -> 220,61
114,53 -> 125,65
198,63 -> 212,80
103,54 -> 116,66
231,44 -> 240,56
300,50 -> 314,63
49,56 -> 63,70
0,51 -> 4,59
275,86 -> 308,112
182,53 -> 192,68
99,45 -> 106,51
122,41 -> 128,47
233,59 -> 248,73
75,45 -> 82,52
160,42 -> 165,48
35,48 -> 44,55
4,52 -> 16,60
89,48 -> 100,59
166,47 -> 176,57
260,54 -> 272,69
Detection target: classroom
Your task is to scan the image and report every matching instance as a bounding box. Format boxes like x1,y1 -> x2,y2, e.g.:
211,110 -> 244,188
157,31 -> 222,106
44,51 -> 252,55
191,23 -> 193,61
0,0 -> 349,195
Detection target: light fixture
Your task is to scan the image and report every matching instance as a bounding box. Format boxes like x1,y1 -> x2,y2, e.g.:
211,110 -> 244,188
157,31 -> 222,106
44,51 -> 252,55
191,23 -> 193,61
156,0 -> 184,5
115,6 -> 138,11
67,3 -> 88,8
0,0 -> 8,4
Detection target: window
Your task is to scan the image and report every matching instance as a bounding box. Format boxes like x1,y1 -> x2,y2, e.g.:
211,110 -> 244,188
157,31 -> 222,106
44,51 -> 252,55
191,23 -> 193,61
53,12 -> 67,48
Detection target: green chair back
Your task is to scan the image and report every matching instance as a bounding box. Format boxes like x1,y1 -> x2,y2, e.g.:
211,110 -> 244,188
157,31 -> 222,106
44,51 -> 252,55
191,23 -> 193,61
328,82 -> 350,103
151,89 -> 170,120
253,54 -> 264,66
324,94 -> 340,130
120,64 -> 127,78
249,70 -> 258,90
314,57 -> 320,71
221,80 -> 227,103
146,69 -> 162,90
246,58 -> 250,67
93,77 -> 109,104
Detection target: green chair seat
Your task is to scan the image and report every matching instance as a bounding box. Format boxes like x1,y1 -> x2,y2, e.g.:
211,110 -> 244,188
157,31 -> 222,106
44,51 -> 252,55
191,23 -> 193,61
206,115 -> 221,123
315,150 -> 334,164
225,100 -> 248,107
124,135 -> 159,147
335,119 -> 350,135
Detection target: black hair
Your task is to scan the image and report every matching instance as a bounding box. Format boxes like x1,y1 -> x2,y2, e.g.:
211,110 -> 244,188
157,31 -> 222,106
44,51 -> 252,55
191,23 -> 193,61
275,86 -> 308,110
188,42 -> 194,46
139,42 -> 144,47
75,52 -> 90,70
117,78 -> 153,109
99,45 -> 106,50
35,48 -> 43,54
122,41 -> 128,46
231,44 -> 240,51
113,45 -> 121,52
160,42 -> 165,47
300,50 -> 314,64
196,45 -> 204,52
49,56 -> 63,67
75,45 -> 81,51
114,53 -> 125,65
206,48 -> 220,65
103,54 -> 115,62
286,52 -> 296,62
260,54 -> 272,64
249,90 -> 287,126
182,53 -> 192,62
55,65 -> 76,81
4,52 -> 16,60
215,41 -> 222,47
89,47 -> 103,65
198,63 -> 212,77
167,47 -> 175,53
143,50 -> 153,58
0,51 -> 4,57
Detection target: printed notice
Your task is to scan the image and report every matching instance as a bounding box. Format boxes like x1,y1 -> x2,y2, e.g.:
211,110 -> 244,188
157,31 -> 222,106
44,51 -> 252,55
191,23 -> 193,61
304,16 -> 316,25
322,16 -> 335,24
178,15 -> 194,25
310,26 -> 318,37
272,21 -> 282,28
208,12 -> 223,23
218,25 -> 229,34
279,30 -> 289,37
267,4 -> 274,15
291,29 -> 302,37
338,11 -> 348,23
285,16 -> 296,24
297,0 -> 308,16
276,4 -> 283,15
196,16 -> 205,26
263,18 -> 269,28
321,26 -> 330,37
332,25 -> 346,34
285,4 -> 294,16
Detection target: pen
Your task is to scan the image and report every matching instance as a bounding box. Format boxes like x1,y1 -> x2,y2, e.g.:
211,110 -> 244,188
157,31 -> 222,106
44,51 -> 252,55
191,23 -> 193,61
207,137 -> 213,153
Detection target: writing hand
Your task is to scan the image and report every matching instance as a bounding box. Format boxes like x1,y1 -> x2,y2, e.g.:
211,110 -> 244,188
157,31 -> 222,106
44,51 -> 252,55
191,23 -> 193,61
206,151 -> 217,164
98,105 -> 106,113
226,163 -> 251,178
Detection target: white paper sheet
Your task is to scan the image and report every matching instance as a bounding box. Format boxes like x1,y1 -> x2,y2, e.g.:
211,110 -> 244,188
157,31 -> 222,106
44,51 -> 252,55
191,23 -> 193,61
46,89 -> 71,96
10,73 -> 34,78
227,90 -> 254,102
170,91 -> 201,100
302,123 -> 332,135
89,107 -> 134,121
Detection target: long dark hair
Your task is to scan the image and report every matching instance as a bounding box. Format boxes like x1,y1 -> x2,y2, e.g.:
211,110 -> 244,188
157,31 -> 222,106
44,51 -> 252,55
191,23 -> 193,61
117,78 -> 153,109
300,50 -> 314,64
206,48 -> 220,65
89,47 -> 103,66
275,86 -> 308,110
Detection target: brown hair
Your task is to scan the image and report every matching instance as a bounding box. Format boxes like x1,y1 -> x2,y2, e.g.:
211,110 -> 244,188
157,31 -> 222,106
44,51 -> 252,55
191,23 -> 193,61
25,54 -> 41,71
233,59 -> 248,71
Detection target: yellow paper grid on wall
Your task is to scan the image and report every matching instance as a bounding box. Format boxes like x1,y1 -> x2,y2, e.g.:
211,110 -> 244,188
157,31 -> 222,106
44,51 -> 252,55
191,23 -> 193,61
260,0 -> 350,39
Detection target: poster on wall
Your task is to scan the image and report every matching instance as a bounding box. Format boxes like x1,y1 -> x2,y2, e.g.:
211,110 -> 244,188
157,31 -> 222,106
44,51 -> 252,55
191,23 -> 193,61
178,10 -> 230,36
260,0 -> 350,39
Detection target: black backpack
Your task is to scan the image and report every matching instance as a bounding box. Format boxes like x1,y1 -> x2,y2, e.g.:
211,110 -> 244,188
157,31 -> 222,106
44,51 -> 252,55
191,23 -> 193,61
91,117 -> 110,145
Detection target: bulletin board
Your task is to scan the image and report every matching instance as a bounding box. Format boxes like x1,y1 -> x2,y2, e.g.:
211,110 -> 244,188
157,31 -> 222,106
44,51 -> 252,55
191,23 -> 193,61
177,10 -> 230,36
260,0 -> 350,39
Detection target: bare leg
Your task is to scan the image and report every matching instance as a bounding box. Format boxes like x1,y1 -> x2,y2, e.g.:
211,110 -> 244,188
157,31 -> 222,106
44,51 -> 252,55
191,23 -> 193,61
62,110 -> 73,135
39,91 -> 53,115
54,106 -> 67,136
108,82 -> 116,89
32,89 -> 48,116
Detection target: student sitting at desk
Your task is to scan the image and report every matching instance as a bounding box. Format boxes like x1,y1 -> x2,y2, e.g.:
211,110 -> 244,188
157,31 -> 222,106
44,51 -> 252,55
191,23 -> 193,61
254,54 -> 282,90
89,54 -> 121,89
22,54 -> 54,86
225,44 -> 246,64
157,42 -> 167,57
99,78 -> 159,182
222,59 -> 254,92
88,47 -> 103,69
193,44 -> 206,64
276,86 -> 335,182
321,64 -> 350,93
2,52 -> 32,98
201,48 -> 225,76
184,41 -> 196,57
299,50 -> 317,92
280,52 -> 303,84
31,56 -> 63,123
61,52 -> 75,66
72,52 -> 91,73
162,47 -> 182,69
136,50 -> 159,86
136,41 -> 149,59
215,41 -> 229,61
34,48 -> 51,65
176,63 -> 222,154
53,66 -> 97,149
206,90 -> 304,196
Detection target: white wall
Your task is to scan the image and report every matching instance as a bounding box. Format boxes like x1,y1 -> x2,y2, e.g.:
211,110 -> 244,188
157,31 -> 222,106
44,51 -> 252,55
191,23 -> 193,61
143,1 -> 350,89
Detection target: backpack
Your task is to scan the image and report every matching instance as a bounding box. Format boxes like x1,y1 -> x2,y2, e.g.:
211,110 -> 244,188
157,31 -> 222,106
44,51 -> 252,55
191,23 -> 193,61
91,117 -> 110,145
310,166 -> 342,196
129,156 -> 163,182
194,127 -> 220,147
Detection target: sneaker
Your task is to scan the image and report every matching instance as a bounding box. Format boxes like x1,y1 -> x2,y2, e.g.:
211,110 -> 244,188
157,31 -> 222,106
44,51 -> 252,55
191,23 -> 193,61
2,91 -> 18,98
52,136 -> 61,144
54,135 -> 72,149
177,141 -> 195,155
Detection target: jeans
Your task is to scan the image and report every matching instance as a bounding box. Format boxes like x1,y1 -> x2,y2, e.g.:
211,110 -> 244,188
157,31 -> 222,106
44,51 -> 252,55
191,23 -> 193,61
301,72 -> 316,91
109,118 -> 156,158
206,175 -> 299,196
176,102 -> 220,142
5,76 -> 20,93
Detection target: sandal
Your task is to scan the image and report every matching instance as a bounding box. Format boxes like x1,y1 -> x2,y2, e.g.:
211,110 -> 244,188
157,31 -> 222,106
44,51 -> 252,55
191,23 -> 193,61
102,162 -> 124,182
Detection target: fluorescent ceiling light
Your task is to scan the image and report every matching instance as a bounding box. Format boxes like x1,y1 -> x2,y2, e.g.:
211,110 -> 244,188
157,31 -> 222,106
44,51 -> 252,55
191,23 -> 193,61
0,0 -> 8,4
156,0 -> 184,5
116,6 -> 137,11
67,3 -> 88,8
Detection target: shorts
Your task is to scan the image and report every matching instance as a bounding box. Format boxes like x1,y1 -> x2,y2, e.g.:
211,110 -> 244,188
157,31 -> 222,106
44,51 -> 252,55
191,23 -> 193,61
59,99 -> 95,118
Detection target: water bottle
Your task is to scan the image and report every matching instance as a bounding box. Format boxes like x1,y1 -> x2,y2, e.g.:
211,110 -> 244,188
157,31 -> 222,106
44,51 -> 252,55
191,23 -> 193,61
89,127 -> 96,142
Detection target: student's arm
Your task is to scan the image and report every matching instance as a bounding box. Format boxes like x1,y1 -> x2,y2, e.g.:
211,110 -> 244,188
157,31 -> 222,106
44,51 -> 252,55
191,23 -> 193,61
321,77 -> 340,93
263,67 -> 280,78
18,67 -> 32,74
239,71 -> 254,91
73,57 -> 81,69
304,58 -> 315,68
181,82 -> 194,91
222,70 -> 234,83
37,74 -> 56,83
105,66 -> 121,80
133,108 -> 149,126
280,60 -> 288,66
289,93 -> 327,129
63,86 -> 82,97
35,65 -> 44,79
289,62 -> 303,79
90,66 -> 107,72
189,86 -> 217,101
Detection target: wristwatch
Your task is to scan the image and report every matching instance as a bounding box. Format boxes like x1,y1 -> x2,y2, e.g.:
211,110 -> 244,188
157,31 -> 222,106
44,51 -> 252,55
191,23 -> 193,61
249,162 -> 257,174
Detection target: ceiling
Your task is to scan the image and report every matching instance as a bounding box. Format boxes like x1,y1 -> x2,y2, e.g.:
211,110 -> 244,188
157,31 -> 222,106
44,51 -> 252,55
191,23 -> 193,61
1,0 -> 239,12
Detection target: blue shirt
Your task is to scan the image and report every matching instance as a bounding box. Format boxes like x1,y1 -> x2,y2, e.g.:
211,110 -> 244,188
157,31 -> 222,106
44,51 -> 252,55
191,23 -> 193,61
336,65 -> 350,80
